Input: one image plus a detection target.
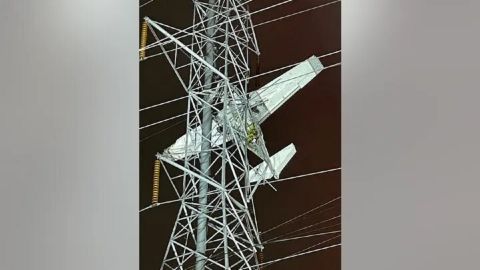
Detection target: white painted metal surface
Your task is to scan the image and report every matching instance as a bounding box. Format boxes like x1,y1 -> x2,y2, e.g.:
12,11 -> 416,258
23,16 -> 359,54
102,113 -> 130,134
249,56 -> 324,123
140,0 -> 338,268
248,143 -> 297,183
163,56 -> 323,162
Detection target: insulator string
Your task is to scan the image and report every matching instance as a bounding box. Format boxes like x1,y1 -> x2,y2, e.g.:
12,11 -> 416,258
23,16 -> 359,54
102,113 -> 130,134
140,20 -> 148,60
152,159 -> 160,204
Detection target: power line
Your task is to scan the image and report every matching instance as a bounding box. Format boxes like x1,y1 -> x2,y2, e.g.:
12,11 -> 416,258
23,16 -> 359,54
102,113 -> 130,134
140,0 -> 155,8
139,167 -> 341,212
264,215 -> 341,243
138,60 -> 340,130
261,196 -> 341,235
139,51 -> 341,114
140,0 -> 341,60
262,235 -> 341,268
265,230 -> 341,244
255,0 -> 340,28
140,95 -> 188,112
253,243 -> 341,267
140,119 -> 186,142
140,0 -> 295,55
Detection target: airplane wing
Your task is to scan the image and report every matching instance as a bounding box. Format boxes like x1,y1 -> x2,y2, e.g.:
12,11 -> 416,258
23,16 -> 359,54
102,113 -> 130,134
163,119 -> 225,160
248,55 -> 324,124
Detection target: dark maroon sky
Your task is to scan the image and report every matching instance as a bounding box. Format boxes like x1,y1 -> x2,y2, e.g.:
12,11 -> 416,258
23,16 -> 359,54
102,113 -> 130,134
140,1 -> 340,269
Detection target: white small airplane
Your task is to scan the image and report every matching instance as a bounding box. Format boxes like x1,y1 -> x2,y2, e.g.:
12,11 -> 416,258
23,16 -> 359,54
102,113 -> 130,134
146,19 -> 324,184
162,55 -> 324,183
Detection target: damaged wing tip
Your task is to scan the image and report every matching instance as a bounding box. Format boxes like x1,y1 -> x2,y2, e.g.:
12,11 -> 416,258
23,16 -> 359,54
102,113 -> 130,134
308,55 -> 324,74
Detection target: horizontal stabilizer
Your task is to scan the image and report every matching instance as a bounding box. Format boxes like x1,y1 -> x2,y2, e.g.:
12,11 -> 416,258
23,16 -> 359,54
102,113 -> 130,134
248,143 -> 297,183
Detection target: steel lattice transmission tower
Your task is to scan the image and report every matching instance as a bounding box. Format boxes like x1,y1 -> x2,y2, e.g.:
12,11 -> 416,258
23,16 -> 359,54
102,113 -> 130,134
142,0 -> 325,269
146,0 -> 264,269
